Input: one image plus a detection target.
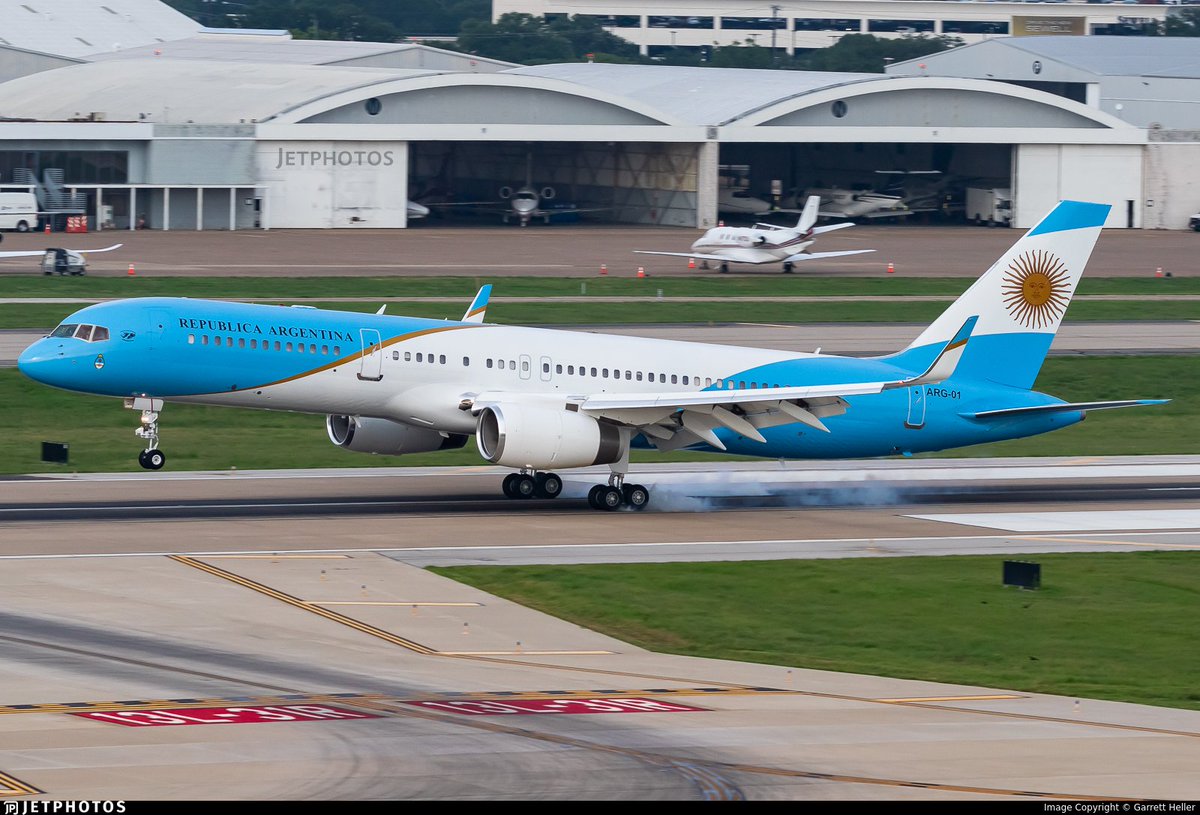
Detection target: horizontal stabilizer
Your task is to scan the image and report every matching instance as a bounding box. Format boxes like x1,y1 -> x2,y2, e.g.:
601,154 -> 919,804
782,249 -> 876,263
965,399 -> 1170,420
811,223 -> 856,236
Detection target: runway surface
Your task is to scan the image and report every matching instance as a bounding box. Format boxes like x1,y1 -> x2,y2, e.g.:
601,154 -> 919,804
2,457 -> 1197,800
0,222 -> 1194,277
4,320 -> 1196,366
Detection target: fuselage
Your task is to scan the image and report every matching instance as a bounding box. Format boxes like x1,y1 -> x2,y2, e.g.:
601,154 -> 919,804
18,297 -> 1080,460
691,226 -> 812,265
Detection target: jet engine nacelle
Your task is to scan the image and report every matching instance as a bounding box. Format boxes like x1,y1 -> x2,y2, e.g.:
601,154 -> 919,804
475,403 -> 622,469
326,415 -> 467,455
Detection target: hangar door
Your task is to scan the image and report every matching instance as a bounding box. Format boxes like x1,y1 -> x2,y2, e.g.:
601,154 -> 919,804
1013,145 -> 1143,229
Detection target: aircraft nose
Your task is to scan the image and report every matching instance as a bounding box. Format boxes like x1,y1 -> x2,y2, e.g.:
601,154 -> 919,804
17,338 -> 62,384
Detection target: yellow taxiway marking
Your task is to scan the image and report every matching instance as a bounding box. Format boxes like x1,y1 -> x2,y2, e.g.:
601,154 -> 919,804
440,650 -> 616,656
877,694 -> 1023,703
201,554 -> 351,559
0,770 -> 42,796
170,556 -> 438,655
315,601 -> 482,607
1019,535 -> 1200,550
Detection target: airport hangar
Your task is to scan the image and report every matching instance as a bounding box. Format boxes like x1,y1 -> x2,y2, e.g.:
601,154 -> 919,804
1,35 -> 1193,232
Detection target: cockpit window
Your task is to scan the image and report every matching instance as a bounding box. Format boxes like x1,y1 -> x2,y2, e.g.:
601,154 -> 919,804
51,323 -> 109,342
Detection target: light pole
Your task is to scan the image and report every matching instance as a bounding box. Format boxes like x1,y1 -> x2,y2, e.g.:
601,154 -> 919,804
770,4 -> 781,65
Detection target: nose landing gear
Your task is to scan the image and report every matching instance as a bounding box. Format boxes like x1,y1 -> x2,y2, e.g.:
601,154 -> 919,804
125,396 -> 166,470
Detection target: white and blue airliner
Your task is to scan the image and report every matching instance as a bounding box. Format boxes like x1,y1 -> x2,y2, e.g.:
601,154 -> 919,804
18,201 -> 1167,510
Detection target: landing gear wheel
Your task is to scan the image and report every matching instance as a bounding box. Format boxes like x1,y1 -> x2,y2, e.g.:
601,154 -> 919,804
719,262 -> 730,274
596,486 -> 623,511
139,449 -> 165,470
512,474 -> 536,499
534,472 -> 563,499
622,484 -> 650,511
502,473 -> 520,498
782,262 -> 795,274
587,484 -> 605,509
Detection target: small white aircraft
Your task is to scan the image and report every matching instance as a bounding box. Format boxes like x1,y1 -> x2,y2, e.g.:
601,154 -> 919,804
635,196 -> 874,273
717,187 -> 777,217
805,186 -> 911,220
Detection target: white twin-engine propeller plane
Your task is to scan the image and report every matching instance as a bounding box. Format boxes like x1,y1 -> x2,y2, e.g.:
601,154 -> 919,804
18,201 -> 1167,511
634,196 -> 874,273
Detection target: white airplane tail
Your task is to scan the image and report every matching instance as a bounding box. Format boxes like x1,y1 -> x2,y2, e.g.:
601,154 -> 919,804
796,195 -> 820,234
889,200 -> 1110,389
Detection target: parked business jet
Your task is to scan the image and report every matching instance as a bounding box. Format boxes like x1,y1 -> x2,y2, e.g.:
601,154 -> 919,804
807,186 -> 911,220
18,201 -> 1166,511
634,196 -> 873,273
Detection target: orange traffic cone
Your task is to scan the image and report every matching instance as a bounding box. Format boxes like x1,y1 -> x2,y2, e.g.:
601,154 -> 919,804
127,263 -> 136,277
600,263 -> 608,276
636,266 -> 646,279
1155,266 -> 1164,278
44,222 -> 51,235
687,257 -> 696,269
887,262 -> 895,274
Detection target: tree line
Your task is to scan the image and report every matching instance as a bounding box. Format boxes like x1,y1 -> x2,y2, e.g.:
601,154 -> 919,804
165,1 -> 1200,73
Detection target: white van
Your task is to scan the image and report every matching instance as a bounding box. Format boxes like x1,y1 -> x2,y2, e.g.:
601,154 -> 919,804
0,192 -> 39,232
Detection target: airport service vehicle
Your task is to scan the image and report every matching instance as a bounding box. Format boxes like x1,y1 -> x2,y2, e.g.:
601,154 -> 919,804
635,196 -> 873,273
1189,212 -> 1199,232
18,201 -> 1166,511
966,187 -> 1013,227
0,192 -> 38,232
0,242 -> 122,265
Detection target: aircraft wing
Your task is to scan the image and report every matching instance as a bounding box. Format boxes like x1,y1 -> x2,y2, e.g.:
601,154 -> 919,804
782,249 -> 875,263
571,318 -> 977,451
0,243 -> 123,259
858,210 -> 914,219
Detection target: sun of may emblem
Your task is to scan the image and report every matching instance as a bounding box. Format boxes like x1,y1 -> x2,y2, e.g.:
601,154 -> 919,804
1001,250 -> 1071,329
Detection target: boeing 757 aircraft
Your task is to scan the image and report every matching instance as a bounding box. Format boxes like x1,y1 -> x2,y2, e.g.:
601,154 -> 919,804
18,201 -> 1166,511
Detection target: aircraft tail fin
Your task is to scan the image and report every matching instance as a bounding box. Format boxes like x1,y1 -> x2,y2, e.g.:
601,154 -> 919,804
797,195 -> 820,234
884,200 -> 1110,390
462,284 -> 492,324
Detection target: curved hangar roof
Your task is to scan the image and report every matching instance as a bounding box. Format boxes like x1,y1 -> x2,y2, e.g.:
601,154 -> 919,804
0,58 -> 1133,131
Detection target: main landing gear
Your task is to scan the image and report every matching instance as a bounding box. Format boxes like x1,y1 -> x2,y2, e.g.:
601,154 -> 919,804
587,474 -> 649,512
499,470 -> 649,511
782,261 -> 795,274
502,470 -> 563,499
125,396 -> 167,470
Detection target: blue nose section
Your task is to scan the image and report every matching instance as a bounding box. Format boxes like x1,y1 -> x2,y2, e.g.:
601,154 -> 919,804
17,338 -> 69,386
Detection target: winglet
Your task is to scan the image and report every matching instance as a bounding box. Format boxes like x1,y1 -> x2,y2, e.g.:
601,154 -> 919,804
886,316 -> 977,389
462,284 -> 492,324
